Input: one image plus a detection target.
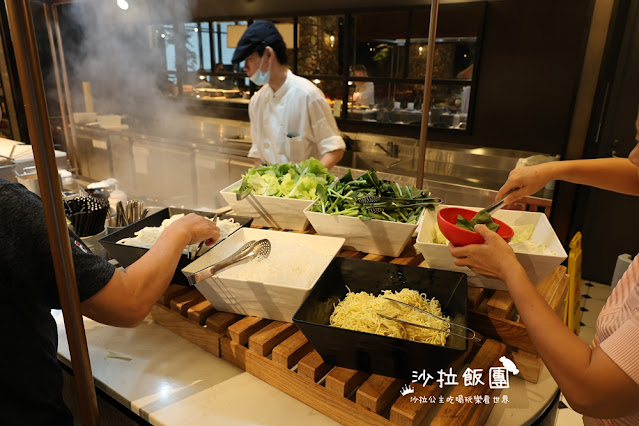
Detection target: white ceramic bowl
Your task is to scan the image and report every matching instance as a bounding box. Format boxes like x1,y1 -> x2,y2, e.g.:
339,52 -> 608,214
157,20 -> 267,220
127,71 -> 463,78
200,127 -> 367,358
304,202 -> 424,258
182,228 -> 345,322
415,205 -> 567,291
220,179 -> 316,231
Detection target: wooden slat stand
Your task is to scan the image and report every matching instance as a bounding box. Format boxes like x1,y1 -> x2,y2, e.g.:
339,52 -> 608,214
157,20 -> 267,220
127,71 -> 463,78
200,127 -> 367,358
150,239 -> 569,424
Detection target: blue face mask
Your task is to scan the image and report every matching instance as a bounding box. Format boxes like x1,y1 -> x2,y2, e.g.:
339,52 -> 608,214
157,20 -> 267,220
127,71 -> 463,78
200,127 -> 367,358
249,52 -> 270,86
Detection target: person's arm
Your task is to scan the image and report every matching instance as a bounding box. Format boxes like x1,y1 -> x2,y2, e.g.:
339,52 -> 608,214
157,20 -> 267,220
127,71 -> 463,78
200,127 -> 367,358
250,157 -> 263,168
497,158 -> 639,205
449,225 -> 639,418
81,214 -> 220,327
320,149 -> 344,170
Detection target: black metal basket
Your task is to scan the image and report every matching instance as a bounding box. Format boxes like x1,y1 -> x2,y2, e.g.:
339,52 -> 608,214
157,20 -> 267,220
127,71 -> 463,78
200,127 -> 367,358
99,207 -> 253,286
293,256 -> 469,380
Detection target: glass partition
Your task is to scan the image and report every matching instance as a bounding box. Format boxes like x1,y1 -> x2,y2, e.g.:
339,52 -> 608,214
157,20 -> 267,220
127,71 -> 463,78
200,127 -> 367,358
154,3 -> 485,133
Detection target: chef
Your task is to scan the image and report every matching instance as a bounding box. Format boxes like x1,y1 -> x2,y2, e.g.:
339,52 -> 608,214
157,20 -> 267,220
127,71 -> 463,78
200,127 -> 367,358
231,21 -> 345,169
352,64 -> 375,107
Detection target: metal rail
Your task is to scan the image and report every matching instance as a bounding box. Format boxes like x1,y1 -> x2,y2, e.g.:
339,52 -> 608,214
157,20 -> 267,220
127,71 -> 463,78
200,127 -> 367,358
415,0 -> 440,189
4,1 -> 99,424
43,3 -> 74,169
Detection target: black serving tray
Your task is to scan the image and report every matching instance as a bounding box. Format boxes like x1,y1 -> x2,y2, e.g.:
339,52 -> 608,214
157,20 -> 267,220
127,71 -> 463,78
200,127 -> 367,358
293,256 -> 468,380
99,207 -> 253,286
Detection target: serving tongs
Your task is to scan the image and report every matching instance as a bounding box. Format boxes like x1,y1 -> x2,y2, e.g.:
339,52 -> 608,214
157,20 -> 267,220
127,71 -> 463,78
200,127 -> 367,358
236,179 -> 252,201
184,239 -> 271,286
482,187 -> 519,215
377,297 -> 480,342
356,195 -> 442,205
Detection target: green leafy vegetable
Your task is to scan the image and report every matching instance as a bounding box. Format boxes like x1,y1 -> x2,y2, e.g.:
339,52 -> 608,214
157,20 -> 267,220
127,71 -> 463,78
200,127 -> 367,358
309,168 -> 433,223
455,209 -> 500,232
234,157 -> 335,200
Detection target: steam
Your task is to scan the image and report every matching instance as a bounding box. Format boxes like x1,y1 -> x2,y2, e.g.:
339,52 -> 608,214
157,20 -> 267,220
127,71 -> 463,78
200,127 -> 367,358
58,0 -> 197,121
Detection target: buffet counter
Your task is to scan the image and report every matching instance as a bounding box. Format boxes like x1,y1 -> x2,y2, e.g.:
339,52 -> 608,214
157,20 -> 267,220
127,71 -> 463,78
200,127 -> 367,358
55,238 -> 565,425
54,312 -> 559,426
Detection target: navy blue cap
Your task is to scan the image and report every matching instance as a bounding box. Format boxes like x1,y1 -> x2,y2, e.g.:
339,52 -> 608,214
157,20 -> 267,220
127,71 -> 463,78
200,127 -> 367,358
231,21 -> 284,64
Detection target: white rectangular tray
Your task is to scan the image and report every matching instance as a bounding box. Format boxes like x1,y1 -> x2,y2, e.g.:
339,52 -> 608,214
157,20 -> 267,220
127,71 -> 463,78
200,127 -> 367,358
183,228 -> 345,322
220,179 -> 314,231
415,205 -> 567,291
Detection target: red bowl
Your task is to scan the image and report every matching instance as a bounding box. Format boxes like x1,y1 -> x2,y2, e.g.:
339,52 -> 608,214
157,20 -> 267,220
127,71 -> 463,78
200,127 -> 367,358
437,207 -> 514,246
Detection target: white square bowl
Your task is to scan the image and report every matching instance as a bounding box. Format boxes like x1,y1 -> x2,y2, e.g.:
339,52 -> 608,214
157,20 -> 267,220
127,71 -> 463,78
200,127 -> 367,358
415,205 -> 567,291
220,180 -> 315,231
182,228 -> 345,322
303,202 -> 423,258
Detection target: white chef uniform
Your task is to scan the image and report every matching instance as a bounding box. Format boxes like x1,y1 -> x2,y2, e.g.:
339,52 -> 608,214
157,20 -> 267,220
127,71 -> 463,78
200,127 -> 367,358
248,70 -> 346,165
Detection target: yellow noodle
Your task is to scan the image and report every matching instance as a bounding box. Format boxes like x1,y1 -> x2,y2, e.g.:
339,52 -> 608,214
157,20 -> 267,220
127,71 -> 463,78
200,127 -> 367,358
329,288 -> 449,345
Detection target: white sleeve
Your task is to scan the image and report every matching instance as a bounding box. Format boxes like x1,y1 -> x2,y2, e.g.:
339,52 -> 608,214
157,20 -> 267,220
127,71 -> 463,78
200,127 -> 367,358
247,99 -> 262,160
307,97 -> 346,156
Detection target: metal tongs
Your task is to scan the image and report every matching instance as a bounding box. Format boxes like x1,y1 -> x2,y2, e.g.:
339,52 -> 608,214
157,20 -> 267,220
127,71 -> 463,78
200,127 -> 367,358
184,239 -> 271,286
358,195 -> 442,214
482,187 -> 519,215
378,297 -> 480,342
356,195 -> 442,205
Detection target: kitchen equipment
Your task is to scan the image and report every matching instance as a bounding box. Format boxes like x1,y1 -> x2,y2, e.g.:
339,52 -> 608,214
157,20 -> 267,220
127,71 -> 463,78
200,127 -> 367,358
292,256 -> 469,379
365,202 -> 440,214
416,205 -> 567,290
184,239 -> 271,286
99,207 -> 253,286
13,166 -> 40,195
379,297 -> 479,341
108,199 -> 148,227
437,206 -> 514,246
304,201 -> 424,257
183,227 -> 345,322
80,228 -> 108,259
482,187 -> 519,215
64,195 -> 110,237
0,137 -> 68,182
221,179 -> 315,231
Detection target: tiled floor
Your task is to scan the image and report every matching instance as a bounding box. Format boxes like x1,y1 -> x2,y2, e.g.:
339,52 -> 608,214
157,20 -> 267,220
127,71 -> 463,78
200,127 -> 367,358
555,280 -> 612,425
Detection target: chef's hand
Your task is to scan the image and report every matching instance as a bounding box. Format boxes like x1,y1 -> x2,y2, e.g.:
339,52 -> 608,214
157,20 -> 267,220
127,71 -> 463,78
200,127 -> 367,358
448,224 -> 521,281
168,213 -> 220,246
497,162 -> 554,206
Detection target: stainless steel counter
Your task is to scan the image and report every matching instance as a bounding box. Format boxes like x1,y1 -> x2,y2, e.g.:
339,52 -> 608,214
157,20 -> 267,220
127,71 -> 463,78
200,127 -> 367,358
66,115 -> 552,212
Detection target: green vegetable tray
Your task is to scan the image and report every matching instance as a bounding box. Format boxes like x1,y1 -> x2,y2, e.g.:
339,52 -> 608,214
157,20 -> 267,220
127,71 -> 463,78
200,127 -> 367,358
304,201 -> 424,257
220,179 -> 315,231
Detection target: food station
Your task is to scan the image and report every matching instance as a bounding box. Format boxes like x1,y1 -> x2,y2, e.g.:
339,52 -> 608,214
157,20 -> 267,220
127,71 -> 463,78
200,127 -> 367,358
0,0 -> 623,425
51,158 -> 568,425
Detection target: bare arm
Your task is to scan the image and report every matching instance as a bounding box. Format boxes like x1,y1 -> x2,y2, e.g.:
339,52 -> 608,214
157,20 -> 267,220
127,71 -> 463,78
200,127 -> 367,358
81,214 -> 220,327
250,157 -> 264,168
320,149 -> 344,170
449,225 -> 639,418
497,157 -> 639,205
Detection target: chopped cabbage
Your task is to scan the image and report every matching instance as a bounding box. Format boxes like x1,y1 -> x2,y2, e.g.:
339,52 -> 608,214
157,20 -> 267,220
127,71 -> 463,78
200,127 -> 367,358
235,157 -> 334,200
510,224 -> 535,243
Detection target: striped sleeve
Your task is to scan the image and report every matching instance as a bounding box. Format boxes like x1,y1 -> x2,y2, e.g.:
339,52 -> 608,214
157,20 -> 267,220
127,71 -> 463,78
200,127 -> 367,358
600,313 -> 639,386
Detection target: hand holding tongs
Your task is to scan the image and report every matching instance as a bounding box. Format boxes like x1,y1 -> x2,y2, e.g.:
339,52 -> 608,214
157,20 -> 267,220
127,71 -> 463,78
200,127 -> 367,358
378,297 -> 481,342
187,214 -> 219,260
482,187 -> 519,215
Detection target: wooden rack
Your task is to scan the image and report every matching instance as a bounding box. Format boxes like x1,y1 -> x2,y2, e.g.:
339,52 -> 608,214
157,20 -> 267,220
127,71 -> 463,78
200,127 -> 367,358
150,237 -> 568,425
